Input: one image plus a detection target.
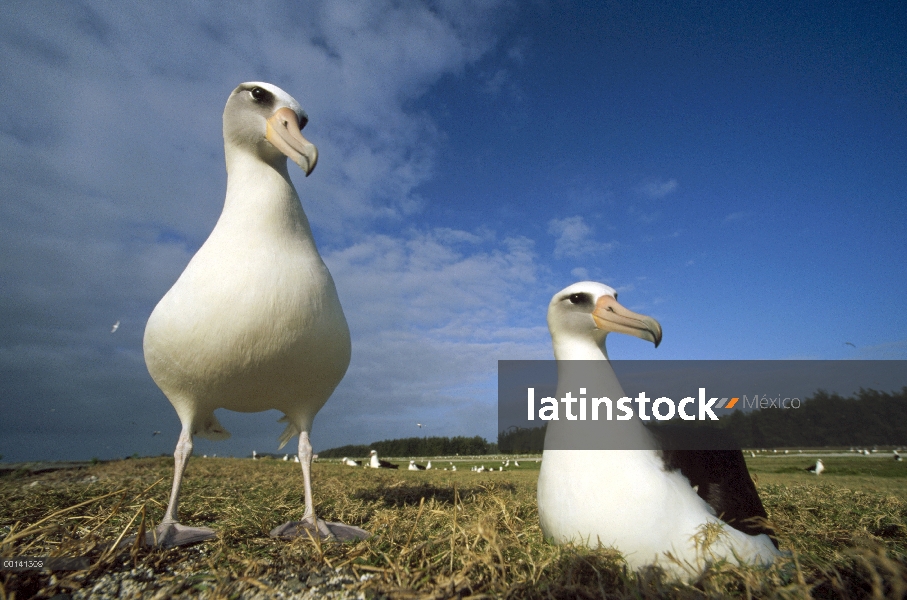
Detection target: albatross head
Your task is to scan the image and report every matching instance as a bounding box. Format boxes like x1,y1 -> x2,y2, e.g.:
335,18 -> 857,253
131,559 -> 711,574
223,82 -> 318,175
548,281 -> 662,359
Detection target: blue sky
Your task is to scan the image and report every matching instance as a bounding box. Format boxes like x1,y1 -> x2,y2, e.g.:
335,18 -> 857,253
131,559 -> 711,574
1,1 -> 905,461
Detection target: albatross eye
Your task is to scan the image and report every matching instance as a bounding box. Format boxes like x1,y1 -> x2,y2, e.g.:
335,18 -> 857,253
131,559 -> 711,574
568,293 -> 591,305
250,87 -> 273,104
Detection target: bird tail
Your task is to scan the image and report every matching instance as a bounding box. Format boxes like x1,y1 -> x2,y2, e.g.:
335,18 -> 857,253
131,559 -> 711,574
276,415 -> 300,450
197,413 -> 231,441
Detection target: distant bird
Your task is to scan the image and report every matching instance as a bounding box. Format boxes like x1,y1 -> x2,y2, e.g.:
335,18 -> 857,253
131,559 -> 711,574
408,460 -> 426,471
425,460 -> 432,470
451,465 -> 456,471
514,461 -> 519,467
894,451 -> 902,462
283,454 -> 289,461
417,423 -> 423,428
141,82 -> 367,546
111,320 -> 120,333
369,450 -> 398,469
537,282 -> 779,579
844,342 -> 856,348
342,457 -> 362,467
152,431 -> 161,437
750,451 -> 756,458
252,450 -> 258,460
806,459 -> 824,475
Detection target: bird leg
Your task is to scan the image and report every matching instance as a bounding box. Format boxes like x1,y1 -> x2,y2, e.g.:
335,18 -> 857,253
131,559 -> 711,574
125,427 -> 216,548
299,430 -> 317,522
270,431 -> 371,542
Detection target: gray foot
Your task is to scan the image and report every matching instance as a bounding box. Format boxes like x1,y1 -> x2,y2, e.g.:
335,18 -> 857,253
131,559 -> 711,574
270,518 -> 370,542
123,522 -> 216,548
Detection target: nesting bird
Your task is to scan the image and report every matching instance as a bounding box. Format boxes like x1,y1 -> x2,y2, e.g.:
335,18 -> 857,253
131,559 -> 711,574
536,282 -> 780,579
142,82 -> 368,546
806,459 -> 825,475
369,450 -> 399,469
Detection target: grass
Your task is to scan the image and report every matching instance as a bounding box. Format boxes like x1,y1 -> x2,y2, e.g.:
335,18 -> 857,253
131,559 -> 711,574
1,454 -> 905,598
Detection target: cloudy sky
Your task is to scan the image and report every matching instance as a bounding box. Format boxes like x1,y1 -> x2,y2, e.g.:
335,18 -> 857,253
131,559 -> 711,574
2,1 -> 905,462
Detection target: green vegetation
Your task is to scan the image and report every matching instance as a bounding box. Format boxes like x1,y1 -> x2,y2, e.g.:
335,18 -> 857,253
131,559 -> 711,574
498,425 -> 547,454
2,453 -> 905,598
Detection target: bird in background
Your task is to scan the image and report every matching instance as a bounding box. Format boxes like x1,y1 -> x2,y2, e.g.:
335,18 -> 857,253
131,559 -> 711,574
111,321 -> 120,333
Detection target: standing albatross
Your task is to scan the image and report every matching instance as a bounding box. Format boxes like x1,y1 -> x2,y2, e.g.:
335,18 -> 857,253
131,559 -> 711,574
537,282 -> 780,579
143,82 -> 368,546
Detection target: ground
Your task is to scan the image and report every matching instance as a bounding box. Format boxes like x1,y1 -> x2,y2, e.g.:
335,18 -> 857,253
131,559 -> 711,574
1,452 -> 905,598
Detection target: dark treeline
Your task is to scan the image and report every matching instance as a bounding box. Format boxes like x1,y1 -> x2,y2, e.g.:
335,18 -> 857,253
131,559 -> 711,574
718,387 -> 907,448
498,425 -> 547,454
319,435 -> 497,459
496,388 -> 907,453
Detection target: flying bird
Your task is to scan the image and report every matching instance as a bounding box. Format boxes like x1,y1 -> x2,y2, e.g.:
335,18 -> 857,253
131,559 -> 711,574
417,423 -> 423,428
844,342 -> 856,348
152,431 -> 161,437
141,82 -> 367,547
536,282 -> 780,579
111,321 -> 120,333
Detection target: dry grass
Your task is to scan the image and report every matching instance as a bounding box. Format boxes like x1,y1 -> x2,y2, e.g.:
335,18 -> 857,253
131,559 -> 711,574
1,455 -> 905,599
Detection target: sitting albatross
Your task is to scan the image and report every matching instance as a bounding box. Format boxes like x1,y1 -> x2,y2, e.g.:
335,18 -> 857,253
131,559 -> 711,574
142,82 -> 368,546
537,282 -> 780,579
805,459 -> 825,474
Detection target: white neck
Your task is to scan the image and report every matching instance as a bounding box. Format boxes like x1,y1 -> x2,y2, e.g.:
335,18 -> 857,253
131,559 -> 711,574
217,152 -> 317,248
551,329 -> 609,361
546,331 -> 656,451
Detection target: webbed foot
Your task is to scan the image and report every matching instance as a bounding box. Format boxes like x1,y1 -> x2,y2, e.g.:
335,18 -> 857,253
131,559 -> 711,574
123,522 -> 216,548
270,517 -> 370,542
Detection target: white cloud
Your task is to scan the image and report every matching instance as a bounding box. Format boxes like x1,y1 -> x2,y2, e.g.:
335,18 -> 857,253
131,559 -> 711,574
314,226 -> 552,444
723,211 -> 752,223
637,178 -> 678,199
547,216 -> 615,258
548,216 -> 590,258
